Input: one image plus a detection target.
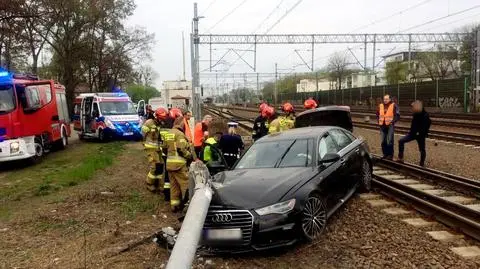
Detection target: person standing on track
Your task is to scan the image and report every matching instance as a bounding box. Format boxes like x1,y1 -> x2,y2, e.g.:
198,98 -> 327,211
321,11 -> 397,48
165,116 -> 196,212
252,103 -> 269,141
194,115 -> 213,158
377,94 -> 400,160
219,123 -> 244,168
397,101 -> 431,167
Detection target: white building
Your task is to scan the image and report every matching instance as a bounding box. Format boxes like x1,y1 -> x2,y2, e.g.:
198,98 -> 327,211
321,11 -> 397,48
296,79 -> 332,93
162,80 -> 192,109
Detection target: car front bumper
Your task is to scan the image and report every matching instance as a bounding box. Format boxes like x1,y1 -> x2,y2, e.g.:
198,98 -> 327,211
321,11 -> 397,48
0,136 -> 36,162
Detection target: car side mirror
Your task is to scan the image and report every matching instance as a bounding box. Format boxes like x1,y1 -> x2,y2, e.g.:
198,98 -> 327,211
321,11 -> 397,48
319,153 -> 341,164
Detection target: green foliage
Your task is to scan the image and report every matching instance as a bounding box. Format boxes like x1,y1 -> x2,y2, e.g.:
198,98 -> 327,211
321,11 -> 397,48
125,84 -> 161,103
385,61 -> 408,84
121,191 -> 157,220
260,72 -> 329,98
459,24 -> 480,74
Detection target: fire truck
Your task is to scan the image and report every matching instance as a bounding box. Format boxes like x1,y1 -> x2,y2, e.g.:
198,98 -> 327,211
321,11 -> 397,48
0,68 -> 71,163
73,92 -> 142,141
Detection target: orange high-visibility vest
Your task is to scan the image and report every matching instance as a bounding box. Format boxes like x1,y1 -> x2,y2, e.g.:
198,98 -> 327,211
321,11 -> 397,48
378,103 -> 394,126
183,118 -> 193,142
194,122 -> 206,147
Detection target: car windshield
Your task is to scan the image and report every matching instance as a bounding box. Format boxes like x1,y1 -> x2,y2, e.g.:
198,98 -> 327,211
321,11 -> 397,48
100,101 -> 136,115
0,85 -> 16,114
235,139 -> 312,169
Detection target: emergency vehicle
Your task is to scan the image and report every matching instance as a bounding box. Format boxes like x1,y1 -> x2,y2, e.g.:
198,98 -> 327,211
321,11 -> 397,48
73,92 -> 142,141
0,68 -> 71,163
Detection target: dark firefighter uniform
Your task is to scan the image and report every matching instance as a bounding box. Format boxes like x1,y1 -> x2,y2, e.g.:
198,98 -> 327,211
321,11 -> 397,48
252,115 -> 269,141
165,117 -> 196,211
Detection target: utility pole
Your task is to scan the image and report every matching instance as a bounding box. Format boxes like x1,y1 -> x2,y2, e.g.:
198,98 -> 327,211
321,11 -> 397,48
408,34 -> 412,80
274,63 -> 278,105
474,29 -> 480,111
191,3 -> 202,120
182,32 -> 186,81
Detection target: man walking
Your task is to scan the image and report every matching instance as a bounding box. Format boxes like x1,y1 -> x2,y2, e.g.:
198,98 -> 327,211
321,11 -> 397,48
398,101 -> 431,166
377,94 -> 400,159
194,115 -> 213,158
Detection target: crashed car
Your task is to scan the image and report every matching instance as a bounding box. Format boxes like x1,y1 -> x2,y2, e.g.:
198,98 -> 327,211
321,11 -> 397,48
295,105 -> 353,132
201,126 -> 372,252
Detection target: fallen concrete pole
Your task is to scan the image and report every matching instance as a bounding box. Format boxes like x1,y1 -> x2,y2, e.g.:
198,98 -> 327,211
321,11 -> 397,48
166,161 -> 212,269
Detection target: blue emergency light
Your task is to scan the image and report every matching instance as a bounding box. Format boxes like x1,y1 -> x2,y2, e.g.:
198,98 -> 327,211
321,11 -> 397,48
0,68 -> 13,84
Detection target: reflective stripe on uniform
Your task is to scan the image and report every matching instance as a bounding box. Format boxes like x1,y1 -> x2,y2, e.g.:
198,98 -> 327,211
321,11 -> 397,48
144,142 -> 160,148
170,199 -> 181,206
163,182 -> 171,188
147,172 -> 156,179
141,125 -> 151,133
224,153 -> 239,157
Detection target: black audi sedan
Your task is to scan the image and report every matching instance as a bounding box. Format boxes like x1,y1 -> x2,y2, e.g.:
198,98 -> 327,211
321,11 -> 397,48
201,126 -> 372,252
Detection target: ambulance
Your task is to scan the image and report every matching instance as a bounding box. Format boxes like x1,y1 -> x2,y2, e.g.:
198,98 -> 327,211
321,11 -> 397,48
73,92 -> 142,141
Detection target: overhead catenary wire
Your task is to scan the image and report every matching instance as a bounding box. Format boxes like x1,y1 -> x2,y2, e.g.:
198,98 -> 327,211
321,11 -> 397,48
205,0 -> 249,33
200,0 -> 218,16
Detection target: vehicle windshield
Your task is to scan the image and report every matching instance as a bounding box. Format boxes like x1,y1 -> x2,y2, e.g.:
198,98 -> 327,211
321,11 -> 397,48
0,85 -> 16,114
235,139 -> 312,169
99,101 -> 136,115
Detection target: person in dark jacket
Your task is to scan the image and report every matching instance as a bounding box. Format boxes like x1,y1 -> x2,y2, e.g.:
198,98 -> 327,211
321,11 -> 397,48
220,124 -> 244,168
397,101 -> 431,166
252,105 -> 269,141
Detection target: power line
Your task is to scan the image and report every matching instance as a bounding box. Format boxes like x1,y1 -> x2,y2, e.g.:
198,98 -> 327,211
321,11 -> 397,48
200,0 -> 218,16
250,0 -> 286,33
206,0 -> 249,33
350,0 -> 433,33
414,11 -> 480,32
399,4 -> 480,32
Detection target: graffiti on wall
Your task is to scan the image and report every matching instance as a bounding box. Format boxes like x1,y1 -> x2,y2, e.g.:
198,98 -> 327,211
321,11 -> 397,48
438,97 -> 461,109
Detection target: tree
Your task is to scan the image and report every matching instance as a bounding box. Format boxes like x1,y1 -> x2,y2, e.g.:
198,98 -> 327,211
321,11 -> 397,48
125,84 -> 161,103
326,52 -> 351,90
416,45 -> 460,80
385,61 -> 408,84
458,24 -> 480,75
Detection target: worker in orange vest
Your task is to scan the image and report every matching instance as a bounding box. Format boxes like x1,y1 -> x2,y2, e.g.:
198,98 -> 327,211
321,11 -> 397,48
376,94 -> 400,159
183,110 -> 193,143
193,114 -> 213,158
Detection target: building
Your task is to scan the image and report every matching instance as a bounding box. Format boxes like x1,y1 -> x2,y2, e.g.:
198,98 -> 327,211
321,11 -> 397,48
161,80 -> 192,109
383,50 -> 460,81
296,79 -> 332,93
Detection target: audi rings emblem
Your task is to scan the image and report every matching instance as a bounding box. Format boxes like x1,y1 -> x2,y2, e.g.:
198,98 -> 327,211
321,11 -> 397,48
212,213 -> 233,223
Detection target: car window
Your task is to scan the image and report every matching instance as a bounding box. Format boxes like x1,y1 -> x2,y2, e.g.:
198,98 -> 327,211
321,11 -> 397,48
318,135 -> 338,159
236,140 -> 294,169
329,129 -> 353,150
344,130 -> 356,141
278,139 -> 312,168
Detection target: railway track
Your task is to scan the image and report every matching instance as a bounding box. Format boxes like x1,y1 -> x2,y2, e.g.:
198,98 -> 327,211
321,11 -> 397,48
206,106 -> 480,242
220,106 -> 480,146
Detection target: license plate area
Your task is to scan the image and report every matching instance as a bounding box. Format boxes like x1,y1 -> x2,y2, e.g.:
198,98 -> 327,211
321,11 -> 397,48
123,132 -> 134,136
203,228 -> 242,245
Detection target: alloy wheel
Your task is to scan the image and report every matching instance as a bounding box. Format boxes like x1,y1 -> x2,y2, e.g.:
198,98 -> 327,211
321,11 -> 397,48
301,196 -> 327,241
361,160 -> 372,192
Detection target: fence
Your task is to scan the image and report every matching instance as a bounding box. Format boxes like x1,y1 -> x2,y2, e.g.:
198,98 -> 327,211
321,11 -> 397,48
267,77 -> 470,112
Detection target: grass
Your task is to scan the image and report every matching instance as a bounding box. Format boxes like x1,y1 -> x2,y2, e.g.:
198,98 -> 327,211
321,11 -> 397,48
0,142 -> 125,203
121,190 -> 158,220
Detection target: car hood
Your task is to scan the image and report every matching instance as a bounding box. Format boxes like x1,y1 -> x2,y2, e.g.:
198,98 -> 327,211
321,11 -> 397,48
210,167 -> 314,209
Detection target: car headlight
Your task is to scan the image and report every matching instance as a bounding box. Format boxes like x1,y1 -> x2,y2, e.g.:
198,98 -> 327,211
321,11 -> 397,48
10,142 -> 20,153
105,119 -> 115,129
255,199 -> 296,216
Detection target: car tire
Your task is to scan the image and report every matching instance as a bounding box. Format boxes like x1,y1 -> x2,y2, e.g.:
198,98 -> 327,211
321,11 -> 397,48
98,129 -> 107,142
301,194 -> 327,242
359,159 -> 372,193
56,127 -> 68,150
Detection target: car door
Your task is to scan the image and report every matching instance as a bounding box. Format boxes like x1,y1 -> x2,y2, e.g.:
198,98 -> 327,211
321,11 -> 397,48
328,128 -> 357,192
316,133 -> 343,211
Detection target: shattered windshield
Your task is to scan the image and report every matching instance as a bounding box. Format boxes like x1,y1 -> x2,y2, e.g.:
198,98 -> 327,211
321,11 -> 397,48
99,101 -> 136,115
0,85 -> 16,114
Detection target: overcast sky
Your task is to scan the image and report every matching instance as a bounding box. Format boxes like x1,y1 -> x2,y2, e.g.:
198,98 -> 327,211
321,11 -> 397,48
128,0 -> 480,89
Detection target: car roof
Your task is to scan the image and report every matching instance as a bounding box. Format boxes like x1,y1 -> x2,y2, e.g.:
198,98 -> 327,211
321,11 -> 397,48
258,126 -> 332,142
296,105 -> 351,117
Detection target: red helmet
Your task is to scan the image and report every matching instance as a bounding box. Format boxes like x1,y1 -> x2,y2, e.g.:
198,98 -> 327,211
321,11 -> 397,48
259,103 -> 268,112
154,108 -> 168,120
169,108 -> 183,119
261,106 -> 274,118
281,102 -> 294,113
304,98 -> 317,109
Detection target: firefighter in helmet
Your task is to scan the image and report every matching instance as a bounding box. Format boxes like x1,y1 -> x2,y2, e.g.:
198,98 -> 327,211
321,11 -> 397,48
304,98 -> 318,110
141,108 -> 169,193
268,102 -> 295,134
165,116 -> 197,212
252,103 -> 269,141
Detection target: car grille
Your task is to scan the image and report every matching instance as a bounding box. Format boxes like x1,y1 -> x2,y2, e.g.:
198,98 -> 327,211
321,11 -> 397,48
203,209 -> 254,246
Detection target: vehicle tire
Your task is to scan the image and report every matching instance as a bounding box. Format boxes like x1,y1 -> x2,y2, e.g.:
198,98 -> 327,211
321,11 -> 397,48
301,194 -> 327,242
30,137 -> 44,164
98,129 -> 107,142
359,159 -> 372,193
78,133 -> 84,141
57,127 -> 68,150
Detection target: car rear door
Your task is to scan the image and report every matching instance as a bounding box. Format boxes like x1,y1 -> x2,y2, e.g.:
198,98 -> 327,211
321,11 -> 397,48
317,134 -> 343,210
328,129 -> 358,192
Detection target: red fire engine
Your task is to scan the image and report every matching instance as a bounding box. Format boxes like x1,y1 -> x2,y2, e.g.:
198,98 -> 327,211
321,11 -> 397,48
0,68 -> 71,163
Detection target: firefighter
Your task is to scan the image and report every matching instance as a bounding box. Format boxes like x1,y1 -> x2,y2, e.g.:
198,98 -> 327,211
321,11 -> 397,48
141,108 -> 169,193
165,116 -> 196,212
252,103 -> 269,141
304,98 -> 318,110
268,102 -> 295,134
